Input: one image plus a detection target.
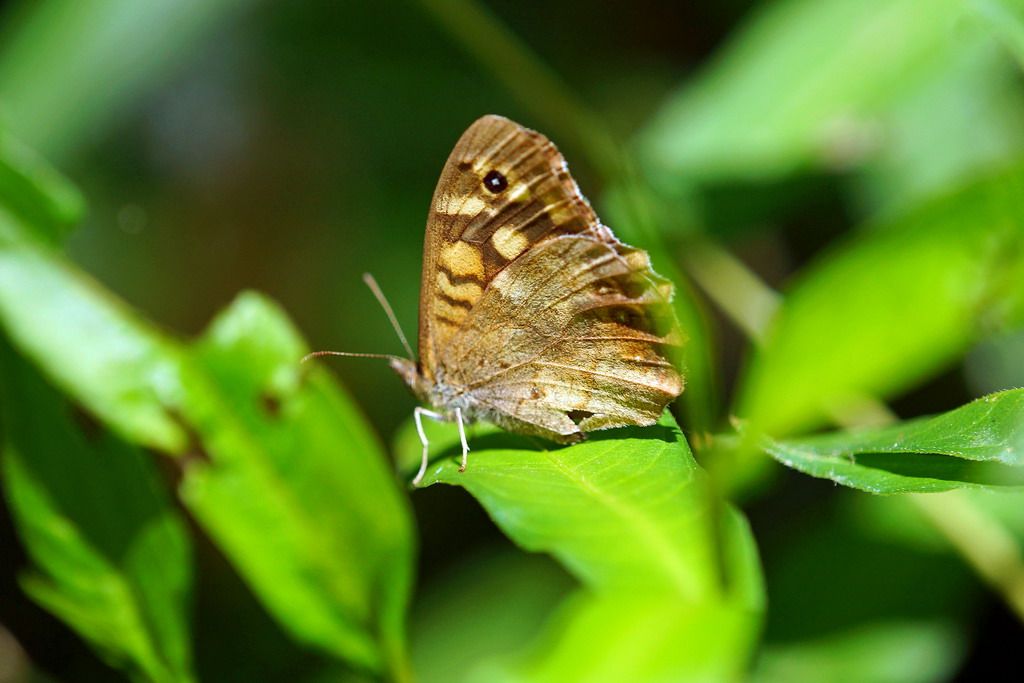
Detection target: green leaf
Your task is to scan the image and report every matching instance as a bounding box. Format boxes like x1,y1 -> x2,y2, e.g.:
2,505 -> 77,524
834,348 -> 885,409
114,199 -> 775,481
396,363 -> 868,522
180,293 -> 415,675
736,166 -> 1024,436
405,413 -> 764,680
477,503 -> 762,683
0,0 -> 256,160
638,0 -> 966,184
762,390 -> 1024,493
417,417 -> 719,598
408,414 -> 763,601
0,343 -> 194,683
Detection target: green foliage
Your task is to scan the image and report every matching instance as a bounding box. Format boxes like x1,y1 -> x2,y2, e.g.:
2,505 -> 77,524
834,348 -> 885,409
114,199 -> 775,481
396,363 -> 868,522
0,345 -> 194,682
0,0 -> 257,160
853,38 -> 1024,214
639,0 -> 966,183
637,0 -> 1024,222
413,415 -> 758,603
0,132 -> 414,676
0,0 -> 1023,680
736,167 -> 1024,436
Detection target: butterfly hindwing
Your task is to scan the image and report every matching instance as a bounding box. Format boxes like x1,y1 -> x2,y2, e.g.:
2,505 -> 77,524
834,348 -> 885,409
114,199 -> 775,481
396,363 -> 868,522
448,234 -> 682,440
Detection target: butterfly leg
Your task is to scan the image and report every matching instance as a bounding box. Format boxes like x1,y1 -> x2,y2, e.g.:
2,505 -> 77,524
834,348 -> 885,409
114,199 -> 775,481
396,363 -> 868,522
455,407 -> 469,473
412,406 -> 444,487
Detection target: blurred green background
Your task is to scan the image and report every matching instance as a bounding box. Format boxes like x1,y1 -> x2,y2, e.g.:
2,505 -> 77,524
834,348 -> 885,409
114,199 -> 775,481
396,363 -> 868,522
1,0 -> 1023,681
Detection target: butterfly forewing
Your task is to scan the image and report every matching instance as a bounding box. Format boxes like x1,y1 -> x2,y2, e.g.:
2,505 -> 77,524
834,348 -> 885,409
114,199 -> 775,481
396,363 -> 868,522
420,117 -> 598,368
415,115 -> 683,441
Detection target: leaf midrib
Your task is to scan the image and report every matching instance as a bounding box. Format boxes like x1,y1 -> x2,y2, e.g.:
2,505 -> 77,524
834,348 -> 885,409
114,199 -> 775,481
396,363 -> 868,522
540,441 -> 704,599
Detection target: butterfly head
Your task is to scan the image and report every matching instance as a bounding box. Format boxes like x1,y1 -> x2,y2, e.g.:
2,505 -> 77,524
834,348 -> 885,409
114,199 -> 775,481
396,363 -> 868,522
389,356 -> 429,401
390,357 -> 472,416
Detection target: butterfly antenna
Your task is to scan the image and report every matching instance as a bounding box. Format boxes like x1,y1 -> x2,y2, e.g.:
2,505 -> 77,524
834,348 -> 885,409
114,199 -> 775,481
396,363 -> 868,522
301,350 -> 403,364
362,272 -> 415,360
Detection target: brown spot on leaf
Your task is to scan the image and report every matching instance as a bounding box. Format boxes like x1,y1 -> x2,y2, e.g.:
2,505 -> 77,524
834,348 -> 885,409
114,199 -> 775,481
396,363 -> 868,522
260,392 -> 282,418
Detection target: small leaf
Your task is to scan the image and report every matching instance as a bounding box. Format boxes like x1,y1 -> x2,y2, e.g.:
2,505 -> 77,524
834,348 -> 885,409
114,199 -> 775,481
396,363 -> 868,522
736,166 -> 1024,436
0,344 -> 194,683
762,390 -> 1024,493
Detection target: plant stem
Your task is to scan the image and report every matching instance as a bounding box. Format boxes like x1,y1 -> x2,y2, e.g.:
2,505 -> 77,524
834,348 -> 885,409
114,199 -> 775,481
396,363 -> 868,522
679,240 -> 780,343
411,0 -> 617,175
910,491 -> 1024,622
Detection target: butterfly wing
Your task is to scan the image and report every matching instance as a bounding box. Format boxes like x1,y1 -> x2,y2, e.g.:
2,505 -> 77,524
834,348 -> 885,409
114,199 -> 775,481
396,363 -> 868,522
419,115 -> 607,374
419,115 -> 682,439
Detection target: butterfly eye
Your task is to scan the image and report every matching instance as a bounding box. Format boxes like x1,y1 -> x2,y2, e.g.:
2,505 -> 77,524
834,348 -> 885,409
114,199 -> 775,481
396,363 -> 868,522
482,170 -> 508,193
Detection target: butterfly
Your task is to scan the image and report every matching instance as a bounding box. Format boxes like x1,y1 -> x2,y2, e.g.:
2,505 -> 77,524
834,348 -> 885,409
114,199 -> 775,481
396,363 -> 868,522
310,115 -> 684,485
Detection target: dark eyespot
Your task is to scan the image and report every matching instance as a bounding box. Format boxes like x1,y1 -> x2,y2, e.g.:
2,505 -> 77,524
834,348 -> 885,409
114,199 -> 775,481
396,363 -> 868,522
483,170 -> 508,193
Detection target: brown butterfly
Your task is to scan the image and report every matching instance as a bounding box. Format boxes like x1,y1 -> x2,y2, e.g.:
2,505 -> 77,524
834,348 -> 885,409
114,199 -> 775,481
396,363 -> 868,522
310,115 -> 683,485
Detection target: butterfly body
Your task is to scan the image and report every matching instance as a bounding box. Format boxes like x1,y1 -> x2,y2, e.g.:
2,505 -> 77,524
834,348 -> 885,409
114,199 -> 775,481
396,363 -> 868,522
390,358 -> 477,423
395,115 -> 683,470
